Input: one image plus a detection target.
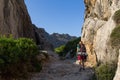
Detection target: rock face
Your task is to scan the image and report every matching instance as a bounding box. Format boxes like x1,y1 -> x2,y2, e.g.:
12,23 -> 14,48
82,0 -> 120,65
82,0 -> 120,79
0,0 -> 35,40
33,25 -> 53,50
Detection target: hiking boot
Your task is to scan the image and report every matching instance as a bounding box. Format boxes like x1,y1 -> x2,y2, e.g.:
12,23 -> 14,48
82,68 -> 85,70
79,68 -> 82,72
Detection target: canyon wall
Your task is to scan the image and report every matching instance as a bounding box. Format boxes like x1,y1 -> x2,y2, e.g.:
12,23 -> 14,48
82,0 -> 120,65
82,0 -> 120,79
0,0 -> 35,40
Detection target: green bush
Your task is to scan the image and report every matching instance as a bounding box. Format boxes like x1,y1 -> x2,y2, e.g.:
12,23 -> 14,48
113,9 -> 120,24
110,25 -> 120,48
63,37 -> 81,57
0,37 -> 41,79
55,45 -> 65,57
93,63 -> 117,80
54,37 -> 81,58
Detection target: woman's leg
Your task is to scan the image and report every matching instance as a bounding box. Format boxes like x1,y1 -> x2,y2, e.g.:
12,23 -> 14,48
79,56 -> 83,71
82,60 -> 85,70
81,55 -> 85,70
79,60 -> 82,71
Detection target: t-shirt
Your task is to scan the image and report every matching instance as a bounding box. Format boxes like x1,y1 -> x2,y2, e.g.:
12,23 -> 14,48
77,44 -> 86,52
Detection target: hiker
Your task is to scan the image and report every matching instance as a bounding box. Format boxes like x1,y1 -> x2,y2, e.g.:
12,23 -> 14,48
76,41 -> 87,71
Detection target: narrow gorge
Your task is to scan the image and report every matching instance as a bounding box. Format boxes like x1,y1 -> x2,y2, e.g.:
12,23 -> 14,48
0,0 -> 120,80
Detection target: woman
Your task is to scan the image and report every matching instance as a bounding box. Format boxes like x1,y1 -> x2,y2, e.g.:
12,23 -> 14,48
77,41 -> 87,71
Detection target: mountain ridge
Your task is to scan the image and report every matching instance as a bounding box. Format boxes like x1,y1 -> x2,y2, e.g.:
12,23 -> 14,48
37,27 -> 77,48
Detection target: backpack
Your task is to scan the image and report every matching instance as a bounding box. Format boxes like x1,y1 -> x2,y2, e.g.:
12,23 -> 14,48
81,44 -> 86,52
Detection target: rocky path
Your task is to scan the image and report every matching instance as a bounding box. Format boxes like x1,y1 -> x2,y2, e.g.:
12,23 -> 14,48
31,51 -> 94,80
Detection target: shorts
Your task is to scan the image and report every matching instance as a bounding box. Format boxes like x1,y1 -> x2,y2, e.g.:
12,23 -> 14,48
77,52 -> 88,61
77,54 -> 85,60
77,55 -> 81,60
81,55 -> 85,60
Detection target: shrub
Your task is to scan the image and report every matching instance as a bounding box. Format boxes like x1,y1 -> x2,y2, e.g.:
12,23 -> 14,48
110,25 -> 120,48
93,63 -> 117,80
54,45 -> 65,57
0,37 -> 40,79
113,9 -> 120,24
54,37 -> 81,58
63,37 -> 81,57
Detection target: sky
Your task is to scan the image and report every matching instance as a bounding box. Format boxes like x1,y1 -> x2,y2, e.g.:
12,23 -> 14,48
25,0 -> 85,37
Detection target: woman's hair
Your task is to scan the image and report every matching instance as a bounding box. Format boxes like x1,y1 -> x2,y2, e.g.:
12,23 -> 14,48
79,41 -> 83,44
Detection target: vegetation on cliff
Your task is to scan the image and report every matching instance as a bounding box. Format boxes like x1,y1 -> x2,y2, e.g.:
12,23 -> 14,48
113,9 -> 120,24
55,37 -> 81,58
111,9 -> 120,49
49,33 -> 77,48
110,25 -> 120,49
92,63 -> 117,80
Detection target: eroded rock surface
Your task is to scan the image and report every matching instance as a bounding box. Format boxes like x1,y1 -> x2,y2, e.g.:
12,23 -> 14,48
82,0 -> 120,79
0,0 -> 35,40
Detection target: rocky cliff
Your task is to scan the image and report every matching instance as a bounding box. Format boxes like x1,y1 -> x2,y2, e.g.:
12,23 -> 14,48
0,0 -> 35,40
33,25 -> 53,50
0,0 -> 55,50
82,0 -> 120,79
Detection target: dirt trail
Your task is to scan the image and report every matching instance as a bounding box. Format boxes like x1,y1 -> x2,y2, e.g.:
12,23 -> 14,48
31,51 -> 94,80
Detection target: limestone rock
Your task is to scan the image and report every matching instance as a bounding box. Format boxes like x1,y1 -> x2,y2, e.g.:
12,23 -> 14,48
82,0 -> 120,79
0,0 -> 35,40
114,49 -> 120,80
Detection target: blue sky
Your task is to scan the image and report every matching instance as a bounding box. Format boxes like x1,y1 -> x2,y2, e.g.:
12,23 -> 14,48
25,0 -> 85,37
